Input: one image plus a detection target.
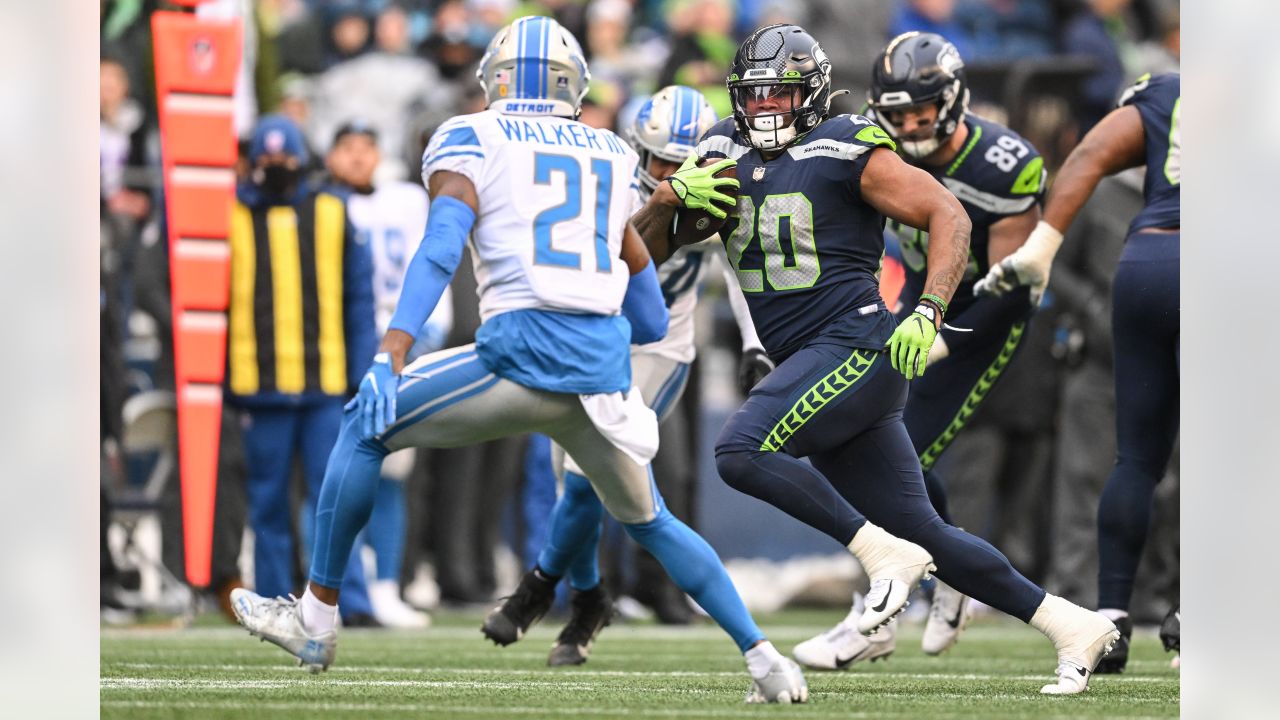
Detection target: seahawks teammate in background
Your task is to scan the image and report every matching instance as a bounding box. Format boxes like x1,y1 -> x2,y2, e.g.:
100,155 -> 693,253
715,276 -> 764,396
977,72 -> 1181,672
230,17 -> 808,704
794,31 -> 1048,668
639,23 -> 1119,695
480,85 -> 766,667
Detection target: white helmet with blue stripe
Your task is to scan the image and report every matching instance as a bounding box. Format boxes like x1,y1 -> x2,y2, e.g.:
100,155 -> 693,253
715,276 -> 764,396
627,85 -> 718,192
476,16 -> 590,119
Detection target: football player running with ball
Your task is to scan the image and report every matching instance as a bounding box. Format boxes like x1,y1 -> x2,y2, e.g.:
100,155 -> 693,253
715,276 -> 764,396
795,31 -> 1051,667
645,24 -> 1119,695
229,17 -> 807,704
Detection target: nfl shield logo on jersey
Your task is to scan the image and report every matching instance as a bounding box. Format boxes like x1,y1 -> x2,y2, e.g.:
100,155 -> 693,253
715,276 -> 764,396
753,166 -> 766,182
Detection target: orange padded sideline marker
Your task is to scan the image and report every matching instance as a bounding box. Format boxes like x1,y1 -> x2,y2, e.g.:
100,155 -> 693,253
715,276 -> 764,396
152,8 -> 241,588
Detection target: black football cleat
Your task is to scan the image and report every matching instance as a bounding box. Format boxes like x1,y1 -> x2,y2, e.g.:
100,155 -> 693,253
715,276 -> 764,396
1160,604 -> 1180,653
548,584 -> 614,666
1095,615 -> 1132,674
481,568 -> 557,646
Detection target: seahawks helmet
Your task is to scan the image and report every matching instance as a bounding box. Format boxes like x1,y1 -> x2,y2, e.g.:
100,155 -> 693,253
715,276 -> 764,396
628,85 -> 718,193
868,32 -> 969,159
727,24 -> 833,151
476,16 -> 590,119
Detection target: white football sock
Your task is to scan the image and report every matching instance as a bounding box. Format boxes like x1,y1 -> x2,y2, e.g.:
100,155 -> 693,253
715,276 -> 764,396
300,587 -> 338,635
1099,608 -> 1129,622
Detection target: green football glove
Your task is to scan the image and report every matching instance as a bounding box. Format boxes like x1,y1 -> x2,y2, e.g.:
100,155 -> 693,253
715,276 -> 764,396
665,154 -> 739,220
886,298 -> 944,381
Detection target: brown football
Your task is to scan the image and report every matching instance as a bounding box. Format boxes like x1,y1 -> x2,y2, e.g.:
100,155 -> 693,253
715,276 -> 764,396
670,159 -> 738,247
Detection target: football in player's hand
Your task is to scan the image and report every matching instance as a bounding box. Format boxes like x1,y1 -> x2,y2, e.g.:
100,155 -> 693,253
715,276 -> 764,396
671,160 -> 737,247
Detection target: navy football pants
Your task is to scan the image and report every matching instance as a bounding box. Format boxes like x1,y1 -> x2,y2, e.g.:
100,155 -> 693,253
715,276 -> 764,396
1097,231 -> 1180,611
715,342 -> 1045,621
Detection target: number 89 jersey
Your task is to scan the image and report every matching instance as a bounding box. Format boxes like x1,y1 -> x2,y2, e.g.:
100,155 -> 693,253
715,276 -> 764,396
422,109 -> 640,322
891,113 -> 1044,314
696,114 -> 899,362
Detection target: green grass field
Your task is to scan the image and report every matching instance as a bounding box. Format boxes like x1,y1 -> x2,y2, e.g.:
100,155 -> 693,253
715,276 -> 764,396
101,608 -> 1179,719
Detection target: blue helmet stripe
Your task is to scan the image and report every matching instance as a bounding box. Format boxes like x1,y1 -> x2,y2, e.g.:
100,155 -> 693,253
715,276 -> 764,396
669,87 -> 683,145
672,87 -> 699,146
518,17 -> 541,99
538,17 -> 549,99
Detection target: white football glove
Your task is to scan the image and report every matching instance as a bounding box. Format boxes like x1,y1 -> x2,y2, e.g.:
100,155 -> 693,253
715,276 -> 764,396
974,221 -> 1065,307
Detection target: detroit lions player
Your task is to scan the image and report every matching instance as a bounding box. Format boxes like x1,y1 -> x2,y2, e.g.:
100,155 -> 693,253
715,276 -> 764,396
325,121 -> 452,629
977,72 -> 1181,674
794,32 -> 1048,668
230,18 -> 807,704
480,85 -> 767,667
639,23 -> 1119,695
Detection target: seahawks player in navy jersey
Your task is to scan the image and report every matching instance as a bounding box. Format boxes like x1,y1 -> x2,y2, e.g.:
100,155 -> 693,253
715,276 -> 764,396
795,32 -> 1048,667
637,23 -> 1119,696
978,72 -> 1181,673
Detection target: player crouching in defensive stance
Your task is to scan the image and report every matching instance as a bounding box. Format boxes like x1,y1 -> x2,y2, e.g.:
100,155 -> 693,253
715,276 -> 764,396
480,84 -> 768,667
229,16 -> 806,704
644,23 -> 1119,695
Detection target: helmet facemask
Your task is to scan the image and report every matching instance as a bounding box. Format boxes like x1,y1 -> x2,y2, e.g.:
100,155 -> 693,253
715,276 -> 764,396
727,25 -> 833,152
870,78 -> 967,159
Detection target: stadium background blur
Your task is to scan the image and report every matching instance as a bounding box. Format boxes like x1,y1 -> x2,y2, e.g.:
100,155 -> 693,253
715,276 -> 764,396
100,0 -> 1179,628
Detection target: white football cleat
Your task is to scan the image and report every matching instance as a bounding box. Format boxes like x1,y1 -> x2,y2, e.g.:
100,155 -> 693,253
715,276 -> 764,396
230,588 -> 337,673
849,523 -> 935,634
369,580 -> 431,629
793,610 -> 896,670
922,581 -> 971,655
1031,594 -> 1120,695
746,656 -> 809,704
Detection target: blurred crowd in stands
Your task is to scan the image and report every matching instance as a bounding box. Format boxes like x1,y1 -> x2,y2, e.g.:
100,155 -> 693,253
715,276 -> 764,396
101,0 -> 1179,628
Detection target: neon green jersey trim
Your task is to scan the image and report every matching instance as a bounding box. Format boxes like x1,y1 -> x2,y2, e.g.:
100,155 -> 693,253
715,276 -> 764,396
855,125 -> 897,151
945,123 -> 982,177
1011,156 -> 1045,195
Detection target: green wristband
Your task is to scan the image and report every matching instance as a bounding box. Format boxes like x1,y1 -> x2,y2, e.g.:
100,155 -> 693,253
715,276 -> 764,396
919,293 -> 949,315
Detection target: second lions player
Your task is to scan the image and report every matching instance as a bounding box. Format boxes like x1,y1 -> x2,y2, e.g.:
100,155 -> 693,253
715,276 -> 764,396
230,17 -> 808,704
643,23 -> 1119,695
794,32 -> 1048,667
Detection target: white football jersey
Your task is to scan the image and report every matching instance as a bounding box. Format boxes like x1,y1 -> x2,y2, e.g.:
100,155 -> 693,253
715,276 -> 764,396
421,110 -> 640,322
345,181 -> 452,338
625,189 -> 707,364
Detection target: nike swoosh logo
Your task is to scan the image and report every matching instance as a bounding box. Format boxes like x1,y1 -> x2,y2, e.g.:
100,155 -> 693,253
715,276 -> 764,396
946,604 -> 964,629
870,583 -> 893,613
835,652 -> 859,668
1075,666 -> 1088,678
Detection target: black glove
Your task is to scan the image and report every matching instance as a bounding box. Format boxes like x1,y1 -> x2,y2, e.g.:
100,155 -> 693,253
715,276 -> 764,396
738,348 -> 775,395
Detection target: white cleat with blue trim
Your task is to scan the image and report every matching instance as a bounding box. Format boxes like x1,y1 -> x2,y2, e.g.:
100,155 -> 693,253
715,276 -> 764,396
230,588 -> 337,674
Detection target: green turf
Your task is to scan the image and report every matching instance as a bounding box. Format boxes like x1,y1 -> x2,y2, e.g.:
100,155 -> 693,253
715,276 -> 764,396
101,608 -> 1179,719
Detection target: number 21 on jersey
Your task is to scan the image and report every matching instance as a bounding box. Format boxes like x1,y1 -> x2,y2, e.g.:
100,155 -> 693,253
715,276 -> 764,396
532,152 -> 613,273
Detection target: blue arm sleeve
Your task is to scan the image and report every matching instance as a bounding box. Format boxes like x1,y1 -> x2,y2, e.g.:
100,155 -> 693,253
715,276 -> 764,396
342,217 -> 377,388
387,195 -> 476,338
621,260 -> 669,345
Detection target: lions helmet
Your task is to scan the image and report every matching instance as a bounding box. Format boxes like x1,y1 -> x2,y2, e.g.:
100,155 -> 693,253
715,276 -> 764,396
868,32 -> 970,159
628,85 -> 718,193
727,24 -> 833,151
476,16 -> 590,119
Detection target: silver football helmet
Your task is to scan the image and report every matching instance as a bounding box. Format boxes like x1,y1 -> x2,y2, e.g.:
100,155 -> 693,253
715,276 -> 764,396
627,85 -> 718,192
476,16 -> 591,119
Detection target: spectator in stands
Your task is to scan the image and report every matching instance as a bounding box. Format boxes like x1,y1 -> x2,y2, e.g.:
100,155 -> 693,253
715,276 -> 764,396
312,3 -> 457,182
889,0 -> 974,59
227,115 -> 380,625
658,0 -> 737,117
1060,0 -> 1130,132
100,56 -> 151,233
418,0 -> 486,83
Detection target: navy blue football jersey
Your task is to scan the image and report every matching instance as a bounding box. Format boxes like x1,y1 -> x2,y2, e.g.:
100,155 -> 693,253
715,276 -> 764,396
1119,72 -> 1180,233
697,114 -> 898,361
891,113 -> 1045,314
